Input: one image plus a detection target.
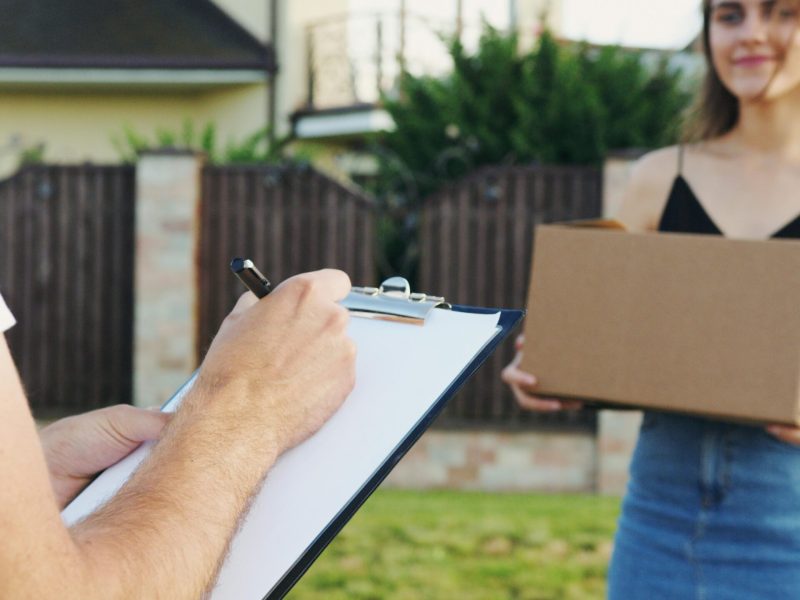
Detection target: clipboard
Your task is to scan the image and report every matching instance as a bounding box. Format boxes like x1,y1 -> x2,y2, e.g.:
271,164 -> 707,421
62,280 -> 523,599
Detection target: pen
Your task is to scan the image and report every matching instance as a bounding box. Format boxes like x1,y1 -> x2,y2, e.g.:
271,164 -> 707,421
230,257 -> 272,298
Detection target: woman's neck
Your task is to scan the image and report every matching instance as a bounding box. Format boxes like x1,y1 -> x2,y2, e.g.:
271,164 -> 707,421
730,88 -> 800,162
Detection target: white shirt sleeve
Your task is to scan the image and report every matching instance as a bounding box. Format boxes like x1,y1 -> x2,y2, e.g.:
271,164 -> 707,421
0,292 -> 16,333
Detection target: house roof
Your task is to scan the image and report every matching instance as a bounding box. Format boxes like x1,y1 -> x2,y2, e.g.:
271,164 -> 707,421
0,0 -> 275,71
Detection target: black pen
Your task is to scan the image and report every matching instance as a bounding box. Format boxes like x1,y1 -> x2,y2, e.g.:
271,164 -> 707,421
230,257 -> 272,298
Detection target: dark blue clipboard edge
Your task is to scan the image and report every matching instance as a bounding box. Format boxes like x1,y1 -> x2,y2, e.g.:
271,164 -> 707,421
263,305 -> 524,600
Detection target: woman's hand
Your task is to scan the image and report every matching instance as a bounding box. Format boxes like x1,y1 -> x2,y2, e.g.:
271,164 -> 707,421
40,405 -> 171,509
500,335 -> 583,412
767,425 -> 800,446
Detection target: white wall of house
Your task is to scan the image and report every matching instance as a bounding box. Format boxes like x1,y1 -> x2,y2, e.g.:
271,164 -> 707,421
272,0 -> 349,137
196,84 -> 269,143
0,84 -> 268,176
214,0 -> 350,138
517,0 -> 564,50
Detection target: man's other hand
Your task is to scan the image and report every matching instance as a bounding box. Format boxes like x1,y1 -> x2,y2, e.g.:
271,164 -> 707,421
40,405 -> 171,508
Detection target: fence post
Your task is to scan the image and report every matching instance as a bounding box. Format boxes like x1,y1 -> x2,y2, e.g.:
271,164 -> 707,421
133,149 -> 204,407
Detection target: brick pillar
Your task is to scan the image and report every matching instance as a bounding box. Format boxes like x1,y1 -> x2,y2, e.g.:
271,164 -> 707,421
596,150 -> 647,495
133,150 -> 204,407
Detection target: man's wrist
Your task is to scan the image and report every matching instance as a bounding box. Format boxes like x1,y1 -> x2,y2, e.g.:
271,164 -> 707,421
179,373 -> 282,468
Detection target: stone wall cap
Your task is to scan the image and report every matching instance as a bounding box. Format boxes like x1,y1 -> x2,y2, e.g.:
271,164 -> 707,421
138,147 -> 206,158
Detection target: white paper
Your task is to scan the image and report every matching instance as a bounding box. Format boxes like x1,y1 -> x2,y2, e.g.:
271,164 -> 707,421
62,308 -> 502,599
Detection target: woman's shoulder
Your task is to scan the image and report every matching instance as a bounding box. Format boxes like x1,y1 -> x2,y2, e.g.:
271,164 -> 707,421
631,145 -> 682,177
615,146 -> 682,232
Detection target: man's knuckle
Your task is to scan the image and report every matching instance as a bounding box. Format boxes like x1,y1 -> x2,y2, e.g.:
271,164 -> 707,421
291,276 -> 319,303
328,306 -> 350,329
223,309 -> 242,326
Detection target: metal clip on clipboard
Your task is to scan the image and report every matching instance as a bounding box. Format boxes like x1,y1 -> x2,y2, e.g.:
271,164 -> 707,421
341,277 -> 452,325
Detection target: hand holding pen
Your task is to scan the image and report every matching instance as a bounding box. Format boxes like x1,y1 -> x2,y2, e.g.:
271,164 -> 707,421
194,259 -> 356,455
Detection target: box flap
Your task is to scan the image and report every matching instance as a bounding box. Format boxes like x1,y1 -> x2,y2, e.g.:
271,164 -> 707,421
566,218 -> 627,230
542,218 -> 627,231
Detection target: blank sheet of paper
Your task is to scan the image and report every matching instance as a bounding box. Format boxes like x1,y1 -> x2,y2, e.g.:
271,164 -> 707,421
62,308 -> 502,599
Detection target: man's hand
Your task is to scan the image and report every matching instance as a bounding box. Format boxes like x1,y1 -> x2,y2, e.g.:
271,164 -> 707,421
0,269 -> 356,599
195,269 -> 356,458
40,405 -> 171,509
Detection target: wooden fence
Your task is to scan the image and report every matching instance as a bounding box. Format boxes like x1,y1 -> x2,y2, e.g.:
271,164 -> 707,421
197,164 -> 377,360
420,165 -> 603,429
0,160 -> 601,429
0,165 -> 136,418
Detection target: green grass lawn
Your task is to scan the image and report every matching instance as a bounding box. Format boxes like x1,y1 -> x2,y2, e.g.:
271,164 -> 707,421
288,490 -> 621,600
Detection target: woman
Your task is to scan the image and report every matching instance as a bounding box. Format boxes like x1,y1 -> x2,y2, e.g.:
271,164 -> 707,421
503,0 -> 800,597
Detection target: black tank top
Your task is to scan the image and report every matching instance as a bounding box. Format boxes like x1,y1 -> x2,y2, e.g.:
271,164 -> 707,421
658,147 -> 800,239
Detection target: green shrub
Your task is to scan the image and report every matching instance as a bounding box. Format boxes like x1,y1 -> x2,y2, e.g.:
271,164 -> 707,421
370,26 -> 693,280
111,120 -> 287,165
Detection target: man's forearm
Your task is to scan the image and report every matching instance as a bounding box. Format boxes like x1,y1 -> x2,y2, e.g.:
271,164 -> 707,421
1,348 -> 277,600
1,272 -> 354,599
70,377 -> 279,599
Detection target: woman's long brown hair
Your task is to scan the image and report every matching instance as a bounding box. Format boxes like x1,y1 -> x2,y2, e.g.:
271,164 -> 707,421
683,0 -> 741,141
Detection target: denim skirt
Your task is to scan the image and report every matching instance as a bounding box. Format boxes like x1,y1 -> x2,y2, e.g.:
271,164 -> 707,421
608,412 -> 800,600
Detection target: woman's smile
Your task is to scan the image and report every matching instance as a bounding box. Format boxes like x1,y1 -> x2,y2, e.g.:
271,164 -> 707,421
733,53 -> 777,66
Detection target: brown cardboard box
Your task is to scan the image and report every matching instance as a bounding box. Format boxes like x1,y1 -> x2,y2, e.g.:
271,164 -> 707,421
521,221 -> 800,426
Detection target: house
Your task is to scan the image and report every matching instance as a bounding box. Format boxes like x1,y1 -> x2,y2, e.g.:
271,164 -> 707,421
0,0 -> 279,175
0,0 -> 563,177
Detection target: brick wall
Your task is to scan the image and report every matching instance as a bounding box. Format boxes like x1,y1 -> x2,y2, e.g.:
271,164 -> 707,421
386,430 -> 597,492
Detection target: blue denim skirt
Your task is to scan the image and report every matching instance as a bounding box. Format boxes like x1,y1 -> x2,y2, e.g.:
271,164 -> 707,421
608,412 -> 800,599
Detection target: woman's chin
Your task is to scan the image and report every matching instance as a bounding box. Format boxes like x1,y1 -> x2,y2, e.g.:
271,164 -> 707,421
731,84 -> 771,104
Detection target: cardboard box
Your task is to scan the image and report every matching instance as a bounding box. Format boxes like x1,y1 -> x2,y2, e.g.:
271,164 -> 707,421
522,221 -> 800,426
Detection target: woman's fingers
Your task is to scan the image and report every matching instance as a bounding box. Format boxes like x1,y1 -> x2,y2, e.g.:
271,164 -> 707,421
559,400 -> 585,411
767,425 -> 800,445
501,363 -> 536,388
513,388 -> 564,412
501,361 -> 583,413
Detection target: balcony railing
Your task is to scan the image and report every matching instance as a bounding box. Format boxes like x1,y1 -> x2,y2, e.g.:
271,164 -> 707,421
305,12 -> 462,111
